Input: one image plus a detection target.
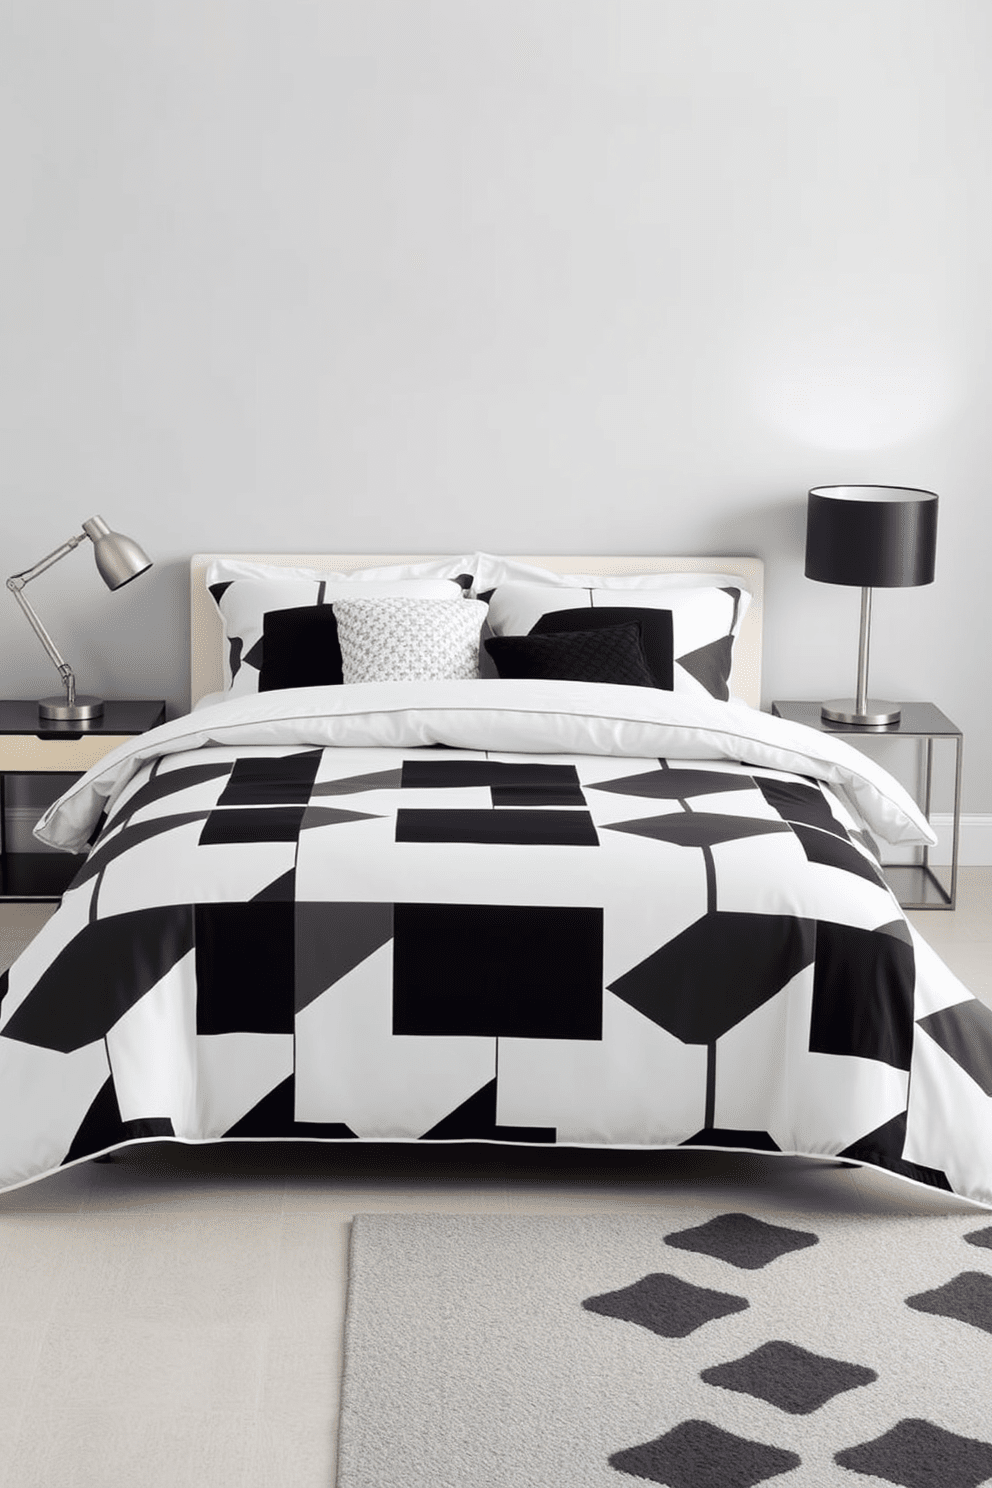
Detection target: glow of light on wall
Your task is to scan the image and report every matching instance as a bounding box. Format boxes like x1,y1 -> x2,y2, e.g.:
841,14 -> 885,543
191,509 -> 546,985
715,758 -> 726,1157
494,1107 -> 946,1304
748,323 -> 959,451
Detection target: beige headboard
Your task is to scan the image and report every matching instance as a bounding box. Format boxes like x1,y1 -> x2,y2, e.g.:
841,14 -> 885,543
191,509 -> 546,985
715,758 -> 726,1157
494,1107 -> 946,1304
189,554 -> 764,710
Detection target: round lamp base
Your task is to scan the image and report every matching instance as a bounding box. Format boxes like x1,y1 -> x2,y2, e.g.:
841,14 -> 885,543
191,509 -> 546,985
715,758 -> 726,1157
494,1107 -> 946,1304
820,698 -> 901,729
38,695 -> 105,721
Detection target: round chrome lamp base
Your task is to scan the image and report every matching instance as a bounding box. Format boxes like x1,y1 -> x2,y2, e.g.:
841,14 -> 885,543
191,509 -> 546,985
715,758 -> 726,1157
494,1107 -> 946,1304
38,695 -> 105,721
820,698 -> 901,729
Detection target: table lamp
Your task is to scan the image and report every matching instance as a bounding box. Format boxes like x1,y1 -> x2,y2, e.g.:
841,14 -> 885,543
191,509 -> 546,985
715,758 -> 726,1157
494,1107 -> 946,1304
804,485 -> 937,728
6,516 -> 153,721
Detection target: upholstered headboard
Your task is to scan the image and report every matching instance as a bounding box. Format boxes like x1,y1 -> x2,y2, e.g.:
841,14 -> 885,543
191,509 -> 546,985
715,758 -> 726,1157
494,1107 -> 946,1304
189,554 -> 764,710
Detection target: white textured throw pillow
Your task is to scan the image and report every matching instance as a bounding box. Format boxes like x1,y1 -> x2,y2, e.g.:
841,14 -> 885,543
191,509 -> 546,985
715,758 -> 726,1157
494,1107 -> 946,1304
333,597 -> 489,683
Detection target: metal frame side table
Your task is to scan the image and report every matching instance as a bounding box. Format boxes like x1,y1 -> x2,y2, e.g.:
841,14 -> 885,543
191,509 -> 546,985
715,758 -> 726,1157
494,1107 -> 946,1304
770,700 -> 962,911
0,699 -> 166,902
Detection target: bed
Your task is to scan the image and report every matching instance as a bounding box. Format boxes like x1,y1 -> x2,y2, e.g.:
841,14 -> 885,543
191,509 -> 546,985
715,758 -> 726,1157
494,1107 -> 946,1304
2,551 -> 991,1208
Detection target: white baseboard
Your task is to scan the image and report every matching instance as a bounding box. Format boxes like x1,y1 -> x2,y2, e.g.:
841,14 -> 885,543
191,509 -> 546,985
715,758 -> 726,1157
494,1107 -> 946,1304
5,807 -> 992,863
926,814 -> 992,867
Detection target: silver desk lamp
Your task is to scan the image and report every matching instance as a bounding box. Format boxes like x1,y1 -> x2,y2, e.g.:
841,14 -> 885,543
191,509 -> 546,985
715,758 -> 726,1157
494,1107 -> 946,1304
6,516 -> 153,721
805,485 -> 938,728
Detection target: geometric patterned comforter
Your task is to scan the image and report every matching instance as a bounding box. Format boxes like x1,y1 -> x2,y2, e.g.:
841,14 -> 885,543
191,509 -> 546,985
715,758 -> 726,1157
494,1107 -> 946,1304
2,680 -> 990,1206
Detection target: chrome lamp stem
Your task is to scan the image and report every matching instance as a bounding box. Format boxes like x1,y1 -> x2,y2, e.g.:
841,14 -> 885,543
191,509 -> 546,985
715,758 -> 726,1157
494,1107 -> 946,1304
821,584 -> 901,728
855,585 -> 871,719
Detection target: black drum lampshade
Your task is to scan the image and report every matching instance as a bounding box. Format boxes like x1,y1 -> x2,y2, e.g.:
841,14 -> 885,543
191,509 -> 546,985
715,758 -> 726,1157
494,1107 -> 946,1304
804,485 -> 938,726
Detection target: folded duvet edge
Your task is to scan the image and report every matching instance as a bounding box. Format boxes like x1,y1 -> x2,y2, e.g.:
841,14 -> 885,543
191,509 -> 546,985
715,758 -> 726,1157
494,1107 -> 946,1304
32,679 -> 937,854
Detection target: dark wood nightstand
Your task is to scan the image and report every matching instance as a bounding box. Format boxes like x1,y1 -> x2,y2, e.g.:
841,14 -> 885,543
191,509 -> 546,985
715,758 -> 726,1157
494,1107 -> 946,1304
770,700 -> 962,910
0,699 -> 166,901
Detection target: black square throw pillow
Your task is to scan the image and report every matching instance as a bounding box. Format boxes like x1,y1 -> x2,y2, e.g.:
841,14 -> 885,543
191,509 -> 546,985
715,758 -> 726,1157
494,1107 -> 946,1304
484,623 -> 657,687
530,605 -> 674,690
258,605 -> 344,691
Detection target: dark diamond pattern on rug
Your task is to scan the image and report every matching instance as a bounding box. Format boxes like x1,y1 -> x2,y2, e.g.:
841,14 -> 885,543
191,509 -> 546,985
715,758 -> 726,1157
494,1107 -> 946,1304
582,1272 -> 748,1338
701,1339 -> 877,1414
964,1227 -> 992,1251
664,1212 -> 819,1269
905,1272 -> 992,1335
834,1418 -> 992,1487
609,1418 -> 800,1487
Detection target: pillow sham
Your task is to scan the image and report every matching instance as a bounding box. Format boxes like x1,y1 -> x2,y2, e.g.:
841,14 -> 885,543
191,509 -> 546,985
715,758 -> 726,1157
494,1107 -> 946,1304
333,596 -> 489,683
469,553 -> 752,597
483,581 -> 746,702
484,623 -> 657,687
207,572 -> 468,697
206,556 -> 476,587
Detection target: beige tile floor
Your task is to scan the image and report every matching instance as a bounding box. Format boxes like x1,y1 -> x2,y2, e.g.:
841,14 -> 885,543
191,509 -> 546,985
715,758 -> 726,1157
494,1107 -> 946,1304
0,870 -> 989,1488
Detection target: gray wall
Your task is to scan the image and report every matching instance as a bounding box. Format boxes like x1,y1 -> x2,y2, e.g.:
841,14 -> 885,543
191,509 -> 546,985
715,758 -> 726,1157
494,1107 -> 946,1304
2,0 -> 990,817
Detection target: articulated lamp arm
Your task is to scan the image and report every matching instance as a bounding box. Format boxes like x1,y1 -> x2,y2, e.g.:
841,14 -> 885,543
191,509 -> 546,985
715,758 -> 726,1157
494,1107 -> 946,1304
6,535 -> 89,709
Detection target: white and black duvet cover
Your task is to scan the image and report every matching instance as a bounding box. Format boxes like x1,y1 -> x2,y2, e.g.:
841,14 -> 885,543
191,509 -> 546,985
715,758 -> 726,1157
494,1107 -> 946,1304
2,681 -> 990,1207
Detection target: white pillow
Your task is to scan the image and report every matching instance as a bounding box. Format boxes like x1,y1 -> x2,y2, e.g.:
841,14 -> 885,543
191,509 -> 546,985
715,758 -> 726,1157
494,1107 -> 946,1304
483,581 -> 749,702
208,572 -> 468,696
332,597 -> 489,683
468,552 -> 752,596
206,556 -> 476,586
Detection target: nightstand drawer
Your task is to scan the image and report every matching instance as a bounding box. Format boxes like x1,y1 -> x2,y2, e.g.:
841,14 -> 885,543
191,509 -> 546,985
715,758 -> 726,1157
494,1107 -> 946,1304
0,699 -> 165,903
0,734 -> 132,772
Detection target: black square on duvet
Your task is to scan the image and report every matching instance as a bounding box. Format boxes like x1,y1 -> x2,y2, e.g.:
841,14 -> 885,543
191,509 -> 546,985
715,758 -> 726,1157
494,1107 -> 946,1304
392,903 -> 603,1039
194,903 -> 295,1034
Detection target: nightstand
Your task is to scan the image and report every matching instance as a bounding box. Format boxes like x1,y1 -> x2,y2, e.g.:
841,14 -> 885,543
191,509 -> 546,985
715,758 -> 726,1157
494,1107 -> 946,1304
0,699 -> 166,901
770,700 -> 962,911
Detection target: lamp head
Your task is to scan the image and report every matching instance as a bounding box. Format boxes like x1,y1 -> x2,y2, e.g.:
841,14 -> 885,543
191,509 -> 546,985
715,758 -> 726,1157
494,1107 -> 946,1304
82,515 -> 153,590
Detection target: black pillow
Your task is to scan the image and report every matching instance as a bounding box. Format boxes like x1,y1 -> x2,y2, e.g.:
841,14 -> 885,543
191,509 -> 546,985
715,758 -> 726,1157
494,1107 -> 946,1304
529,606 -> 674,690
484,623 -> 657,687
258,605 -> 344,692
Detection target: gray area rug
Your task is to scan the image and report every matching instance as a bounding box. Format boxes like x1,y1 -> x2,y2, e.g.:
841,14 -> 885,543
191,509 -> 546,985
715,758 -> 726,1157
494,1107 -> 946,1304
337,1208 -> 992,1487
